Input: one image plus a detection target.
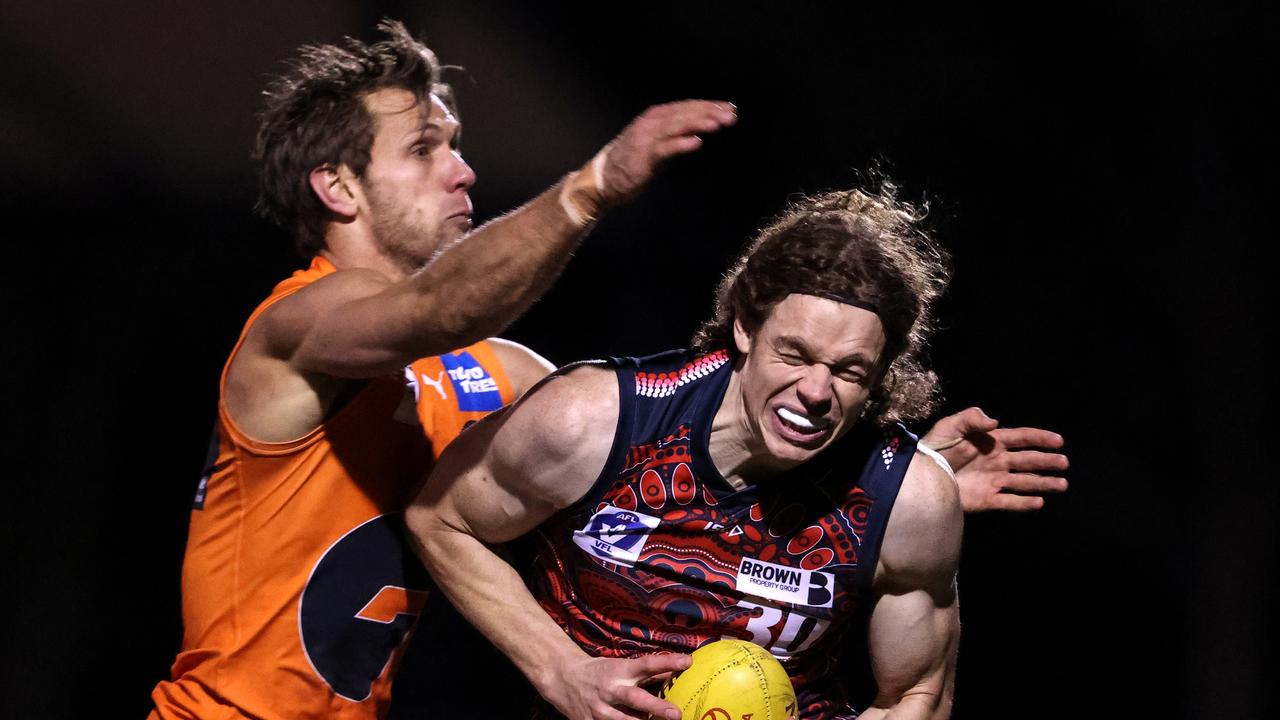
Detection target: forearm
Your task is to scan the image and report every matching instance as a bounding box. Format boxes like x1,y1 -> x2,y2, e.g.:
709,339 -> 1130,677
406,176 -> 591,351
410,518 -> 591,693
862,605 -> 958,720
295,175 -> 591,377
396,99 -> 735,354
292,100 -> 735,378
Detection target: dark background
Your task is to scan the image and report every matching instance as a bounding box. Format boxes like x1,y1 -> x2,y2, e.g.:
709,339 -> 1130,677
1,1 -> 1273,717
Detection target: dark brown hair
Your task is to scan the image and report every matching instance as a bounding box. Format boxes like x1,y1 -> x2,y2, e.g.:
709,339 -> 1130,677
253,19 -> 454,256
692,182 -> 952,425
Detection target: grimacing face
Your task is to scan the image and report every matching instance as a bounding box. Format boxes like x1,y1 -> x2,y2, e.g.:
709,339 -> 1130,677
733,293 -> 887,470
358,89 -> 476,271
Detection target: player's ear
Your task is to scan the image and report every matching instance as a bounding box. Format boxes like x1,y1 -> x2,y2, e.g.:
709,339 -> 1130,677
732,317 -> 753,355
308,163 -> 360,219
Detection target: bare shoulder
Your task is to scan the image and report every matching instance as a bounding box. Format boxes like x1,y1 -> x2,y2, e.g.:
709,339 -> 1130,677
417,363 -> 619,538
250,267 -> 393,358
486,337 -> 556,399
488,362 -> 621,508
225,267 -> 394,440
498,361 -> 619,452
876,451 -> 964,593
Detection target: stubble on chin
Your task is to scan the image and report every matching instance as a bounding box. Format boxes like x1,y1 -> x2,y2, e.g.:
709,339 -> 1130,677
368,198 -> 444,276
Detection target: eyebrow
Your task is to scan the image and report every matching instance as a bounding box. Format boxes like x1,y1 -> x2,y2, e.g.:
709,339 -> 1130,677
404,122 -> 444,142
403,118 -> 462,149
774,335 -> 874,368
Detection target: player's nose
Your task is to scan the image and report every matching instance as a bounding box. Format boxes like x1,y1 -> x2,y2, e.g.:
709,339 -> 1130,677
448,150 -> 476,191
795,365 -> 834,411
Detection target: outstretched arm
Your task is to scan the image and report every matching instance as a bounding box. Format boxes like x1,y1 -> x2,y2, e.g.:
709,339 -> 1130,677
405,365 -> 689,720
284,101 -> 738,378
861,454 -> 964,720
921,407 -> 1069,512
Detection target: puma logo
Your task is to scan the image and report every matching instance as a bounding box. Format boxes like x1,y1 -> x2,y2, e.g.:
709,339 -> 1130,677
419,371 -> 447,400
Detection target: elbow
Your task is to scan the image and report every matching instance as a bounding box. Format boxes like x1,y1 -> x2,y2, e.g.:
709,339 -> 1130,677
403,502 -> 439,565
407,314 -> 499,361
420,318 -> 476,357
926,689 -> 954,720
882,689 -> 953,720
405,499 -> 478,589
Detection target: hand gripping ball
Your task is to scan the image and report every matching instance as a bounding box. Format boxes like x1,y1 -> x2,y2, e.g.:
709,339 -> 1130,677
656,639 -> 798,720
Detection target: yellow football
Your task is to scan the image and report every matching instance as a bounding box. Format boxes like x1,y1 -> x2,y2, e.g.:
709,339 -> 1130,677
656,639 -> 798,720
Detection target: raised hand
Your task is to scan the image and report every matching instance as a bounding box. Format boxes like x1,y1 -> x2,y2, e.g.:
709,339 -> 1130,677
560,101 -> 737,225
921,407 -> 1069,512
599,100 -> 737,204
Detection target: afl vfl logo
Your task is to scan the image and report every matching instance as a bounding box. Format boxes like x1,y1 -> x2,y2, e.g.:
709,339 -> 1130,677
572,504 -> 661,566
299,515 -> 432,701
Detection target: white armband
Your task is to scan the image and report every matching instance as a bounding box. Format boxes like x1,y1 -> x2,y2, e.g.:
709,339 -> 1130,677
558,149 -> 609,227
916,442 -> 956,482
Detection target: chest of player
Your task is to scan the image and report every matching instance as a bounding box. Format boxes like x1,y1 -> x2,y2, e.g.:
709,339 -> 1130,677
563,443 -> 881,659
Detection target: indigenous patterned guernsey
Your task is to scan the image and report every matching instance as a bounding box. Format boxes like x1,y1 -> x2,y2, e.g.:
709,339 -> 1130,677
532,349 -> 917,719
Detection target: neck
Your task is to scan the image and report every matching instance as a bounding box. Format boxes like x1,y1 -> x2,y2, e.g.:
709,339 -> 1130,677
319,221 -> 412,281
709,367 -> 788,489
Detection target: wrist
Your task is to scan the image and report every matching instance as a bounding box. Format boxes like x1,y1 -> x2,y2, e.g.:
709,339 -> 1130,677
528,640 -> 590,696
558,147 -> 609,227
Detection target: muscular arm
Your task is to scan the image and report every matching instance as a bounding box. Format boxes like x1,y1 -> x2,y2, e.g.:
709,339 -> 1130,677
228,101 -> 735,439
283,100 -> 738,379
282,185 -> 588,377
861,453 -> 964,720
405,365 -> 688,720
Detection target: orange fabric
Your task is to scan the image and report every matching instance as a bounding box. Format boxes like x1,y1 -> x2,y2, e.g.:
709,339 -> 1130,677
407,340 -> 514,460
150,257 -> 513,720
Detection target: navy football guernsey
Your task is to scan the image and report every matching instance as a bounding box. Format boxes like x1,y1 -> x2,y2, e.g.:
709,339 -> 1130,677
530,349 -> 919,719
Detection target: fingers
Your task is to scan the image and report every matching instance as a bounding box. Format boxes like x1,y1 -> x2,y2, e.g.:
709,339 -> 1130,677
650,99 -> 738,135
659,107 -> 735,137
950,406 -> 998,434
596,100 -> 736,205
652,135 -> 703,158
1002,449 -> 1069,473
592,705 -> 647,720
1000,472 -> 1069,494
642,671 -> 678,686
594,701 -> 656,720
921,407 -> 997,452
990,426 -> 1065,450
643,101 -> 735,161
627,652 -> 692,681
986,493 -> 1047,512
626,101 -> 735,145
611,685 -> 680,720
638,101 -> 735,141
599,655 -> 688,720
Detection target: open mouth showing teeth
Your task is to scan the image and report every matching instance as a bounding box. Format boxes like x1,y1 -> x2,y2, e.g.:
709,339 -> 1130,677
776,407 -> 830,435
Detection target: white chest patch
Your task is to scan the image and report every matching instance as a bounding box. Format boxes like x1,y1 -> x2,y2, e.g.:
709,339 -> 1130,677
736,557 -> 835,608
572,504 -> 662,566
